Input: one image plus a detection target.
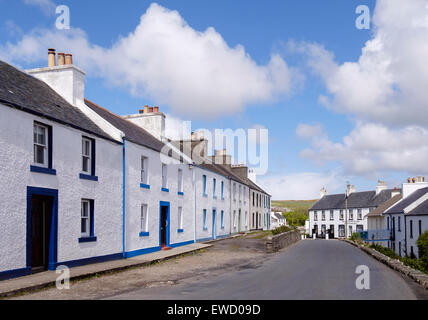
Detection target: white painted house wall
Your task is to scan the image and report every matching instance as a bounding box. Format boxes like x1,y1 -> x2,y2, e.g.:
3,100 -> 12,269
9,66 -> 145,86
194,167 -> 231,242
0,104 -> 123,273
230,181 -> 250,234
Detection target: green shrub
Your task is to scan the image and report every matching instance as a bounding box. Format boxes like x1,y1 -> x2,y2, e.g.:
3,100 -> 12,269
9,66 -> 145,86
272,225 -> 292,235
369,244 -> 400,259
350,232 -> 362,241
417,231 -> 428,271
400,256 -> 424,272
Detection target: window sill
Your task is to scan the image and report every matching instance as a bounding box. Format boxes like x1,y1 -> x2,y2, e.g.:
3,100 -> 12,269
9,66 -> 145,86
30,165 -> 56,176
177,229 -> 184,233
161,188 -> 169,193
78,236 -> 97,243
178,192 -> 184,196
79,173 -> 98,181
140,183 -> 151,190
139,232 -> 150,237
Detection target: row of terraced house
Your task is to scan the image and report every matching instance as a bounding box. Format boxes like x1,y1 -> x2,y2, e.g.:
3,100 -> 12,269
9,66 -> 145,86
0,49 -> 271,280
308,178 -> 428,258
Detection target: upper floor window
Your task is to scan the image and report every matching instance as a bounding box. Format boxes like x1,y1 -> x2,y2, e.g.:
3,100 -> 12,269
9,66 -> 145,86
162,164 -> 168,189
339,210 -> 344,220
330,210 -> 334,221
178,169 -> 183,193
82,137 -> 93,174
33,123 -> 49,167
398,216 -> 401,232
357,209 -> 362,220
213,178 -> 217,198
321,211 -> 325,221
141,156 -> 149,185
221,181 -> 224,199
314,211 -> 318,221
239,185 -> 242,201
203,175 -> 207,196
252,192 -> 255,206
349,209 -> 354,220
233,183 -> 236,201
410,220 -> 413,239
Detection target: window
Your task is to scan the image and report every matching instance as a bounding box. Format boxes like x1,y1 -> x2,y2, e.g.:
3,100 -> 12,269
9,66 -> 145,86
245,212 -> 248,227
357,209 -> 362,220
398,216 -> 401,232
203,209 -> 207,230
321,211 -> 325,221
387,217 -> 390,230
81,200 -> 91,238
141,156 -> 148,185
339,225 -> 345,237
203,175 -> 207,196
252,192 -> 255,206
252,213 -> 255,228
239,185 -> 242,202
141,204 -> 148,233
349,225 -> 353,236
419,220 -> 422,236
221,181 -> 224,199
33,123 -> 49,167
339,210 -> 344,220
221,211 -> 224,229
314,211 -> 318,221
330,210 -> 334,221
233,183 -> 236,201
213,178 -> 217,198
162,164 -> 168,190
80,199 -> 95,242
82,137 -> 92,174
177,169 -> 183,193
349,209 -> 354,220
178,207 -> 183,230
410,220 -> 413,239
233,211 -> 236,228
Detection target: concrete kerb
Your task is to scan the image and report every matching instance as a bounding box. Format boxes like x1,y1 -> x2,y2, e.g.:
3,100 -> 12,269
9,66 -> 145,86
0,244 -> 211,298
342,239 -> 428,289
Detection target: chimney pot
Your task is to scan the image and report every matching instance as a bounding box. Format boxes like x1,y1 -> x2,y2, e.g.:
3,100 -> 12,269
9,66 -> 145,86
149,107 -> 154,113
144,105 -> 149,114
65,53 -> 73,65
139,109 -> 144,114
48,48 -> 56,67
154,106 -> 159,113
57,53 -> 65,66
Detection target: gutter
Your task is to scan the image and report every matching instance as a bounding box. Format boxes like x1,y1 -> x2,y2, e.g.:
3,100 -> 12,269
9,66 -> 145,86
122,138 -> 126,258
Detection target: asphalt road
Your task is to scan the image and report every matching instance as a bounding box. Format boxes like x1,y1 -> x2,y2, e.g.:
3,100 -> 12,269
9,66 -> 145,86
107,239 -> 426,300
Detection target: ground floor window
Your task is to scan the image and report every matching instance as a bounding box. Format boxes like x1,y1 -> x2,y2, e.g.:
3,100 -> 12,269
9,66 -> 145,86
141,204 -> 148,233
81,199 -> 94,238
356,225 -> 364,233
203,209 -> 207,230
177,206 -> 183,230
339,225 -> 345,237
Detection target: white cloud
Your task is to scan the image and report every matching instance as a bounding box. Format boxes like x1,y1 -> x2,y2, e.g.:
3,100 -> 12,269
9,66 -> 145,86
1,3 -> 299,119
299,0 -> 428,126
257,171 -> 342,200
164,114 -> 191,141
22,0 -> 56,16
300,123 -> 428,176
296,123 -> 324,139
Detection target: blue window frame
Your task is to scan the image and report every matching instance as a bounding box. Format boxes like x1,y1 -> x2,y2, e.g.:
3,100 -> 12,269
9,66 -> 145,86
221,181 -> 224,200
203,175 -> 207,196
79,199 -> 96,243
203,209 -> 207,230
213,178 -> 217,198
221,210 -> 224,229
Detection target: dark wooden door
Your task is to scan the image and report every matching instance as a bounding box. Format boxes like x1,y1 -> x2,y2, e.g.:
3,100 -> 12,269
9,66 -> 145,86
161,206 -> 167,247
31,196 -> 52,270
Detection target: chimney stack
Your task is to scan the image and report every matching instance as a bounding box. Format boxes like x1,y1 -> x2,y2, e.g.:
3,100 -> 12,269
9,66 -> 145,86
57,53 -> 65,66
154,106 -> 159,113
65,54 -> 73,65
48,48 -> 56,67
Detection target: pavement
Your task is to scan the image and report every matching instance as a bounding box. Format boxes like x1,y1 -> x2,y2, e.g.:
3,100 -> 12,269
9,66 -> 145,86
108,239 -> 428,300
0,242 -> 211,298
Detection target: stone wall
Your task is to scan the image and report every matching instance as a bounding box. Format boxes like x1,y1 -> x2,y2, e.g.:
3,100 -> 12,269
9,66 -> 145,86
265,230 -> 301,253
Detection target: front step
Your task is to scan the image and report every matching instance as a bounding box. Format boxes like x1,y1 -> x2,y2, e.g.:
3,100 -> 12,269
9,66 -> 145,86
161,246 -> 172,251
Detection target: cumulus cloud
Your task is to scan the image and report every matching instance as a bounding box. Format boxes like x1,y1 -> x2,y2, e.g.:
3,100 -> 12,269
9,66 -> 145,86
0,3 -> 299,119
298,0 -> 428,126
22,0 -> 56,16
296,123 -> 325,139
257,171 -> 342,200
300,123 -> 428,176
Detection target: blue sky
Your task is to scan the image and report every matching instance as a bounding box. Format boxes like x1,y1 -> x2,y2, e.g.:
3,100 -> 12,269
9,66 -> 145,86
2,0 -> 427,200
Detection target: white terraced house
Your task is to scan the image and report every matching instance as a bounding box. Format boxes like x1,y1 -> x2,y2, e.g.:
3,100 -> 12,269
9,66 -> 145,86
0,49 -> 272,280
308,182 -> 398,239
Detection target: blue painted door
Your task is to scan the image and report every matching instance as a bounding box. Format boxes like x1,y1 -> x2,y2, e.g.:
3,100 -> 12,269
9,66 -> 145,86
212,209 -> 217,240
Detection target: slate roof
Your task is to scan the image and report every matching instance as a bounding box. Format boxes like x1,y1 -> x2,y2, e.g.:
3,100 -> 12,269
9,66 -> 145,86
85,99 -> 165,152
407,198 -> 428,216
366,194 -> 402,217
385,187 -> 428,215
0,60 -> 116,143
310,189 -> 398,211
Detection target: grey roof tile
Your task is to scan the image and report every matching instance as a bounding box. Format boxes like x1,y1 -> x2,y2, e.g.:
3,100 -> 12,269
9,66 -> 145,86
386,187 -> 428,214
407,198 -> 428,216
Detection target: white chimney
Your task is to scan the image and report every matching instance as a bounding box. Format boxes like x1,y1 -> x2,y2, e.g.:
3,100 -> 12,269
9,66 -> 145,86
248,168 -> 257,184
376,180 -> 387,195
320,187 -> 327,199
122,107 -> 166,141
26,49 -> 85,107
402,176 -> 428,199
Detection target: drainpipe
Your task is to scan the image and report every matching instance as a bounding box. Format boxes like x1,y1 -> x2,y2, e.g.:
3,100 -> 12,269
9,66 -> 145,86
192,165 -> 196,243
404,214 -> 407,257
122,138 -> 126,258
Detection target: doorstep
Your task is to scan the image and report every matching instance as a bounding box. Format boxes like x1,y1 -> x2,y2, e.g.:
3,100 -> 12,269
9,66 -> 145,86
0,242 -> 211,298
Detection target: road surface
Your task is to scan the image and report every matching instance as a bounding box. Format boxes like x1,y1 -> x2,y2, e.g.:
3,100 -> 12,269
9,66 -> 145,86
107,239 -> 426,300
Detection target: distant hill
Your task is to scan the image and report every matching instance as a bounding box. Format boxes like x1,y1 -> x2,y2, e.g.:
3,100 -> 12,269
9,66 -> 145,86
272,200 -> 317,212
